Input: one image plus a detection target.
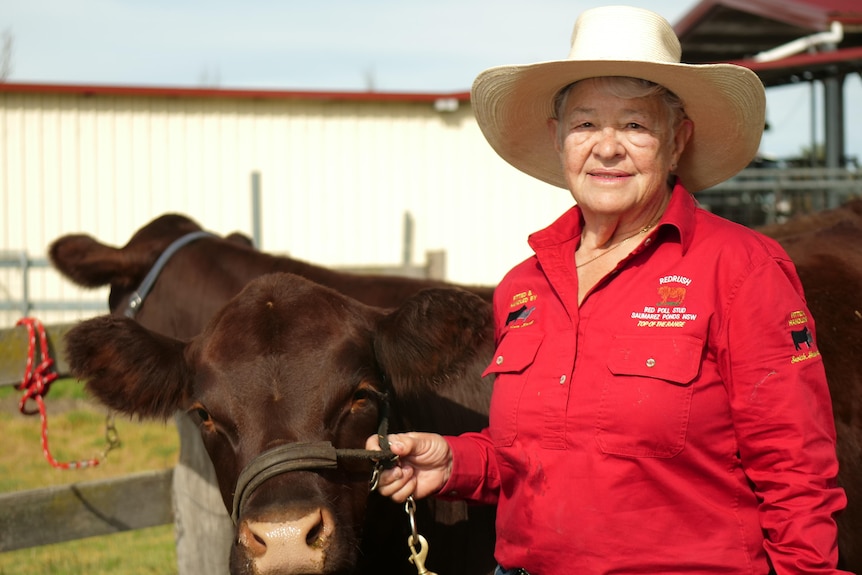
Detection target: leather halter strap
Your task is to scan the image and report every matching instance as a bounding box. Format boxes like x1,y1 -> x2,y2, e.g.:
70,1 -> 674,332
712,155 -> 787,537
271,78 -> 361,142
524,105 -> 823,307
231,395 -> 398,524
124,230 -> 216,318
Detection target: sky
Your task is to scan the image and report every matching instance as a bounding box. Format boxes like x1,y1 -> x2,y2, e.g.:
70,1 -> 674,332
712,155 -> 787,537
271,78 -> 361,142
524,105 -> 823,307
1,0 -> 860,163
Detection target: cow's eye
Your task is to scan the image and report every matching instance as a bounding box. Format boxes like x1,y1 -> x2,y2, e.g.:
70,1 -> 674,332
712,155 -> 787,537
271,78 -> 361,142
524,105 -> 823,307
350,385 -> 379,414
188,403 -> 212,426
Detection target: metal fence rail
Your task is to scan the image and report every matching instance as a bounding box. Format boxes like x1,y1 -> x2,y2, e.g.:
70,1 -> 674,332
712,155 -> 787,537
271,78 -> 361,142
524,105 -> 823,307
0,253 -> 107,318
699,167 -> 862,227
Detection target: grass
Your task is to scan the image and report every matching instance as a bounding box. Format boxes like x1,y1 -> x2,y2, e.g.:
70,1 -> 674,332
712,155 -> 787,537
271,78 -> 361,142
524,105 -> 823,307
0,527 -> 177,575
0,379 -> 180,574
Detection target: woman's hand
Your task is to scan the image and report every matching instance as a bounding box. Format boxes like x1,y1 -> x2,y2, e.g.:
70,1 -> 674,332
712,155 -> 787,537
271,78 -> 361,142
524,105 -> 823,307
365,432 -> 453,503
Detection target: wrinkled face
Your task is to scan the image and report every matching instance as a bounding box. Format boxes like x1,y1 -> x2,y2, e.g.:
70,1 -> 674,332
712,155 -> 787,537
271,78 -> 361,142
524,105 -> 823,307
186,284 -> 388,575
550,78 -> 691,219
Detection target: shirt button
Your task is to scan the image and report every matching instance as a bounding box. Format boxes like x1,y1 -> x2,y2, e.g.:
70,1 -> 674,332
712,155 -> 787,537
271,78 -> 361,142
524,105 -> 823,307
559,375 -> 566,384
646,358 -> 656,368
644,238 -> 653,246
496,355 -> 504,365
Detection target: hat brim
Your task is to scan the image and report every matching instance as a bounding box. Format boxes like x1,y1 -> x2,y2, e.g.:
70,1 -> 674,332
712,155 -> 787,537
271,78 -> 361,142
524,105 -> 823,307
471,59 -> 766,193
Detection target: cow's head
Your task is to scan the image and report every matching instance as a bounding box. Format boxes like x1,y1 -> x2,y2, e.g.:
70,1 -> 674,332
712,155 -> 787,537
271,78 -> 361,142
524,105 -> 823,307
65,272 -> 493,575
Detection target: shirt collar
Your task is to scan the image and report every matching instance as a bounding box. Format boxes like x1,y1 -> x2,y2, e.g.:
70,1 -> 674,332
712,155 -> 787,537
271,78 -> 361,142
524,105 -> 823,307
528,180 -> 698,255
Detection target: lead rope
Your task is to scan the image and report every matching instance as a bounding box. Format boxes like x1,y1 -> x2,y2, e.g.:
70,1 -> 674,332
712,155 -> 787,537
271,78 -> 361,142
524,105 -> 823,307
15,317 -> 120,469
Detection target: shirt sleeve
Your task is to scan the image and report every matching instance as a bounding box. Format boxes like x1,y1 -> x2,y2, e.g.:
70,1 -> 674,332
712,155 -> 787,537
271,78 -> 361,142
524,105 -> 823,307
437,430 -> 502,505
720,251 -> 848,574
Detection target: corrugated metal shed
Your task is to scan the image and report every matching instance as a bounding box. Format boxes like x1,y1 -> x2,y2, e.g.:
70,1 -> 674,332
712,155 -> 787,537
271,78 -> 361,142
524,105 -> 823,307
0,83 -> 573,327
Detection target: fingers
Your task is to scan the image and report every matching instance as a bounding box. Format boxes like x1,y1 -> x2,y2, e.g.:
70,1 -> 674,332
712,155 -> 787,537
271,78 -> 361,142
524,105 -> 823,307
365,432 -> 452,502
365,434 -> 382,451
366,433 -> 419,502
376,464 -> 417,502
364,432 -> 415,456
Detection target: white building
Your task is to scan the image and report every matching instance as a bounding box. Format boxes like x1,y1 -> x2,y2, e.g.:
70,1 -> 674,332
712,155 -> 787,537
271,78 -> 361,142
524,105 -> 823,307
0,83 -> 573,327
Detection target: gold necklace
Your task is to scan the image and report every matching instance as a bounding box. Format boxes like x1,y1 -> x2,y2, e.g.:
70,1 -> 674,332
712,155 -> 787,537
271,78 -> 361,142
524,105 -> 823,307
576,222 -> 657,269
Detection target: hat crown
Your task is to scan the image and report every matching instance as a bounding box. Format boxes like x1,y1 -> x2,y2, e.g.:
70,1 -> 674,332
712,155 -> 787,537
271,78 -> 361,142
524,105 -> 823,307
568,5 -> 681,64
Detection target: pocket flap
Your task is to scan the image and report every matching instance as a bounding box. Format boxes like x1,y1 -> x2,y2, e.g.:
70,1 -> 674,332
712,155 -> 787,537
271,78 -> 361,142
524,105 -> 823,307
607,334 -> 703,385
482,332 -> 545,378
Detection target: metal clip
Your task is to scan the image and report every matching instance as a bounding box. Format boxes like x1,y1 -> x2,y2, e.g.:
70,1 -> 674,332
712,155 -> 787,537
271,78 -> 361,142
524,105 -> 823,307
101,412 -> 121,458
404,496 -> 439,575
407,533 -> 438,575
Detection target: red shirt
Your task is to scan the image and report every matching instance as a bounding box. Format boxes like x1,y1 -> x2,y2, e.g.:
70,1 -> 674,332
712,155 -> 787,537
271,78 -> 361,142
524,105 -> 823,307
441,184 -> 848,575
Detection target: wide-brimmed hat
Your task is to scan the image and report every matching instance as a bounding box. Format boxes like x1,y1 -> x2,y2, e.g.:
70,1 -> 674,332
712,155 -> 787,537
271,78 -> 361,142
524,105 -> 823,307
471,5 -> 766,193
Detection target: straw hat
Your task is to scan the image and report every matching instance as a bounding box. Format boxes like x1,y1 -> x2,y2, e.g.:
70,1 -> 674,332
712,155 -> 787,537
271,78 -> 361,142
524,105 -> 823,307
471,5 -> 766,193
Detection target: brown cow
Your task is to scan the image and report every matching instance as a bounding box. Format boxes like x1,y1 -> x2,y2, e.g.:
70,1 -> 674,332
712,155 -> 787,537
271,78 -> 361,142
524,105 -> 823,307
65,272 -> 497,575
761,209 -> 862,573
49,213 -> 494,339
49,213 -> 497,573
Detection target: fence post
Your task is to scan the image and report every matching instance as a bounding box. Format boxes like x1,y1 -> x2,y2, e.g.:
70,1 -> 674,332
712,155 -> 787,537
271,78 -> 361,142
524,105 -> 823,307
173,412 -> 234,575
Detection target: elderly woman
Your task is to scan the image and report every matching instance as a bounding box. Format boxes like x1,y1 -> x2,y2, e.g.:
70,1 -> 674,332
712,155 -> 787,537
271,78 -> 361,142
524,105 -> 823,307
368,5 -> 848,575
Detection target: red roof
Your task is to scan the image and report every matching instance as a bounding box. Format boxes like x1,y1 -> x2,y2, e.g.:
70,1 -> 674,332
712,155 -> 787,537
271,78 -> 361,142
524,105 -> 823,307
0,82 -> 471,103
676,0 -> 862,86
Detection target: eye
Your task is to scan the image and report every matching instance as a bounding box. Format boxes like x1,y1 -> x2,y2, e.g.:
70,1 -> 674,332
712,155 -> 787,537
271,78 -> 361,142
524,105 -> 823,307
350,384 -> 381,414
188,403 -> 215,431
627,122 -> 644,129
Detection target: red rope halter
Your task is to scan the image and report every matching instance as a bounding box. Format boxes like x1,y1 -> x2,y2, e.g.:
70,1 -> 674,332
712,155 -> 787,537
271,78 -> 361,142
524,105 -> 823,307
15,317 -> 111,469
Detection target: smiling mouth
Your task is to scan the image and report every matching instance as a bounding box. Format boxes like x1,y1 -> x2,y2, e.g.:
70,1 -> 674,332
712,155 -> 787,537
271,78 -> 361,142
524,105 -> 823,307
590,172 -> 629,179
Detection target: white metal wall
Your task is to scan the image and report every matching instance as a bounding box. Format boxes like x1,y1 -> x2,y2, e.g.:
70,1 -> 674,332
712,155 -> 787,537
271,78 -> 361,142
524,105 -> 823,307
0,88 -> 574,327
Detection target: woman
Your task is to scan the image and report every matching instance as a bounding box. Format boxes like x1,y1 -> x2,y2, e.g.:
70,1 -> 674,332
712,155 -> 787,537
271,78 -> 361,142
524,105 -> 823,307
368,6 -> 848,574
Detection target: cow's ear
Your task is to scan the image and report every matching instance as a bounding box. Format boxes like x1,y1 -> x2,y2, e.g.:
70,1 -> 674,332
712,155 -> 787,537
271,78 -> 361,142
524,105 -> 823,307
49,234 -> 136,289
373,288 -> 493,389
65,316 -> 192,420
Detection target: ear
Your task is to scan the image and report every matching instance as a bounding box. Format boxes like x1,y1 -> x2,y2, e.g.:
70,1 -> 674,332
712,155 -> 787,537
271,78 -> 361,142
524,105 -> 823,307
671,118 -> 694,168
49,234 -> 132,289
372,287 -> 494,394
225,232 -> 255,249
65,315 -> 193,419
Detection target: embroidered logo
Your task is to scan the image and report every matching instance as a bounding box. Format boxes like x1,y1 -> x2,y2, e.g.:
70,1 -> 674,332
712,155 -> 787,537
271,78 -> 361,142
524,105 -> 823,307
507,290 -> 537,329
788,310 -> 820,363
631,275 -> 697,328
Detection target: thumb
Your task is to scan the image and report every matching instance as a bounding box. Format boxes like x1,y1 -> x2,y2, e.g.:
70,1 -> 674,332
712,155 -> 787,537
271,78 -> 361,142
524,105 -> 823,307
364,433 -> 410,454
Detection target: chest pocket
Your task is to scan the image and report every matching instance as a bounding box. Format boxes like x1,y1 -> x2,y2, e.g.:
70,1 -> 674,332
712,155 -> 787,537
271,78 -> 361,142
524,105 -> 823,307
595,334 -> 703,458
483,332 -> 544,447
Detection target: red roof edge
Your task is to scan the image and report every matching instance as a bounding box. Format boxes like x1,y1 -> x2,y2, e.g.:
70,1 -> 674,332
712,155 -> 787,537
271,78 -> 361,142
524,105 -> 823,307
0,82 -> 472,103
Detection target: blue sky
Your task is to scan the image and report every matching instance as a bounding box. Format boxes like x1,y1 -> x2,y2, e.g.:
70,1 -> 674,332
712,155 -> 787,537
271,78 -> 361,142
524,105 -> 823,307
2,0 -> 860,163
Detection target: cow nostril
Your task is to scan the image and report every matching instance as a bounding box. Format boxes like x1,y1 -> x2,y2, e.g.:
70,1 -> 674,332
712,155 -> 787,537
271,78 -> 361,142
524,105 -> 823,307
307,510 -> 331,549
238,520 -> 267,557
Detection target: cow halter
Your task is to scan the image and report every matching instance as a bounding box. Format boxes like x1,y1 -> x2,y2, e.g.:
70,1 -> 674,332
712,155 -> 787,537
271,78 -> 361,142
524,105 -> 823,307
230,392 -> 399,524
124,230 -> 216,318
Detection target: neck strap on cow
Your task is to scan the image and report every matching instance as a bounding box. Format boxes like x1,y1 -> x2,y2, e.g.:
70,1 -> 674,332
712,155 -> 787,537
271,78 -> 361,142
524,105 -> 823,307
124,230 -> 216,318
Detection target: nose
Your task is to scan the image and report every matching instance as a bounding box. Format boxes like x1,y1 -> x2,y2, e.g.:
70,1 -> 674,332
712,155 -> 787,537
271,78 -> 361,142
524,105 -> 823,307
593,127 -> 623,159
237,508 -> 335,574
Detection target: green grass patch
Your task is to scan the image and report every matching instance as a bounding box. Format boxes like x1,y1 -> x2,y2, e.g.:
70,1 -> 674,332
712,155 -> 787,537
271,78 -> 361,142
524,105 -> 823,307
0,377 -> 88,400
0,525 -> 177,575
1,379 -> 181,573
